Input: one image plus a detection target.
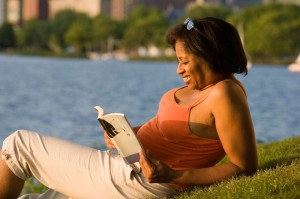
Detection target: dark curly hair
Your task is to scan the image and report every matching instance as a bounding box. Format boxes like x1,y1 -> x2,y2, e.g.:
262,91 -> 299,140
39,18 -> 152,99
167,17 -> 248,76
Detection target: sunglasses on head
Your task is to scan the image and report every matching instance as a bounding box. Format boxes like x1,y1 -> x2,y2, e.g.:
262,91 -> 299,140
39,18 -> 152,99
184,18 -> 200,33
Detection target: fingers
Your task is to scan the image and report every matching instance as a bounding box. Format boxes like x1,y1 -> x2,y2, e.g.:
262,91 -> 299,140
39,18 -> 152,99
143,149 -> 160,166
139,149 -> 176,183
139,150 -> 152,180
139,149 -> 160,182
139,149 -> 152,166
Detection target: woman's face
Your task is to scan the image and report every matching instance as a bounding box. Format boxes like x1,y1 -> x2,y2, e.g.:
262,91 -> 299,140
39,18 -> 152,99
175,41 -> 212,90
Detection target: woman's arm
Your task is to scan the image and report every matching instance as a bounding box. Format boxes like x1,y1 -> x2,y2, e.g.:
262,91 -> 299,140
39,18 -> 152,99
211,81 -> 258,175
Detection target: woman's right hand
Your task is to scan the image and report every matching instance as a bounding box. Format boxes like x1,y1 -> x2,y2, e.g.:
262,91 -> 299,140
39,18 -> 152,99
104,132 -> 116,149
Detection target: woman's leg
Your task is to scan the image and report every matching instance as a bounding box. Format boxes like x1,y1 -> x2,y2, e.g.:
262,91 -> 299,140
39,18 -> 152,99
1,130 -> 176,199
0,150 -> 24,199
1,130 -> 122,198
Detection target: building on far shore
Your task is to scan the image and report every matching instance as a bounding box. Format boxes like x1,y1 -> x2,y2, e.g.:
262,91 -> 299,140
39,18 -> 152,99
2,0 -> 196,26
5,0 -> 48,26
0,0 -> 7,26
6,0 -> 20,25
23,0 -> 48,21
48,0 -> 109,18
3,0 -> 298,27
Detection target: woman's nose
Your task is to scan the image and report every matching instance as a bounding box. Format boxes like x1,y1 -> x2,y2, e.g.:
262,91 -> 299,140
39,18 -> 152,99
177,64 -> 184,75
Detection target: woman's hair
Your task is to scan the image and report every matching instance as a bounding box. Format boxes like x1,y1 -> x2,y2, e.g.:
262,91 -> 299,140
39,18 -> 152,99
167,17 -> 248,75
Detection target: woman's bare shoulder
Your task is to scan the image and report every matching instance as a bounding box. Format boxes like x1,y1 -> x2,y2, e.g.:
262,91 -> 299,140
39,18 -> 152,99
211,79 -> 246,97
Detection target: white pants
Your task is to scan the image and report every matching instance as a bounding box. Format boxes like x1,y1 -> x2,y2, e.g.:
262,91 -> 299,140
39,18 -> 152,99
1,130 -> 176,199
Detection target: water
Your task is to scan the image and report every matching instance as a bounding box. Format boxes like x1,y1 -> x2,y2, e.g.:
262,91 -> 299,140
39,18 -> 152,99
240,65 -> 300,142
0,54 -> 299,147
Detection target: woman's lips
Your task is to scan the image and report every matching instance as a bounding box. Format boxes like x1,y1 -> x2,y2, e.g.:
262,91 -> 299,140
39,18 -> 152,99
183,76 -> 191,84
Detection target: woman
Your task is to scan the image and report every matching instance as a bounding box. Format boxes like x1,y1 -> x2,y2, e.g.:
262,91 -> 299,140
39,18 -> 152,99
0,17 -> 257,199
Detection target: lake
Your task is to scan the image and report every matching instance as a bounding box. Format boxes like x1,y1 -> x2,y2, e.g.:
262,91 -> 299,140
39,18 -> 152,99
0,54 -> 299,147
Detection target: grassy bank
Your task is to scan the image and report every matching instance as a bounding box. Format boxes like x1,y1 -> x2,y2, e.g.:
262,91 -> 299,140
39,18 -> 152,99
171,136 -> 300,199
21,137 -> 300,198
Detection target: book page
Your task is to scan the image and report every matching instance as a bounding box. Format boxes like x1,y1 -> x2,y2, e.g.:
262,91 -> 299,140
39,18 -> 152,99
100,114 -> 141,164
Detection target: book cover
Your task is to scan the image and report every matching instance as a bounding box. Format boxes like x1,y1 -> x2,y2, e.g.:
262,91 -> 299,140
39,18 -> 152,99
94,106 -> 142,164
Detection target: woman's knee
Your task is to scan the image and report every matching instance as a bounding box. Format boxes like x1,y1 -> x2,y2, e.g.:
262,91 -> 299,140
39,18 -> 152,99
3,130 -> 38,150
1,130 -> 38,180
7,129 -> 35,142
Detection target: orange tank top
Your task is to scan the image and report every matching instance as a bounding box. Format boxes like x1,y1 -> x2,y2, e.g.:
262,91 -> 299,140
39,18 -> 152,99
137,87 -> 225,188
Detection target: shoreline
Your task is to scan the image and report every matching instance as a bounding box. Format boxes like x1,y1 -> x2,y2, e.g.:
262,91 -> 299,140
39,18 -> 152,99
1,50 -> 295,65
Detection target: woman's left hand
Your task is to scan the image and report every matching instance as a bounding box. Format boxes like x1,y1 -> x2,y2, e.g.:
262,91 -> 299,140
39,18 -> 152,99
139,149 -> 177,183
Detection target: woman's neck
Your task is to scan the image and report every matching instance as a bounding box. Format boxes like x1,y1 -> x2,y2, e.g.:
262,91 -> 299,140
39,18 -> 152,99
197,74 -> 234,91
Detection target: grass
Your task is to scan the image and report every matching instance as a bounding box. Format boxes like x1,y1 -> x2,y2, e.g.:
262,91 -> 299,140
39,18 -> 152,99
171,136 -> 300,199
21,137 -> 300,198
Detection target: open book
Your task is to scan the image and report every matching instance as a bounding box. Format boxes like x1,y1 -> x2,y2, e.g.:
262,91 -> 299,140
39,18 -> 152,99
94,106 -> 142,164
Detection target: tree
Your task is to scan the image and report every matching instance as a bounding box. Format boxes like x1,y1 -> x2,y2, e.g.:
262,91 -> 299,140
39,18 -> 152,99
64,16 -> 92,54
17,19 -> 50,49
122,6 -> 169,49
180,5 -> 232,23
231,4 -> 300,61
49,10 -> 90,50
0,22 -> 16,49
91,14 -> 120,52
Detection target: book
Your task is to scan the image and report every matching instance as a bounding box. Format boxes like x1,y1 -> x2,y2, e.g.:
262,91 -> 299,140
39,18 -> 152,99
94,106 -> 142,165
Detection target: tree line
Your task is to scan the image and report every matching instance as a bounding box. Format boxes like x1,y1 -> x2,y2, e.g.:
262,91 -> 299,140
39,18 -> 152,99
0,3 -> 299,63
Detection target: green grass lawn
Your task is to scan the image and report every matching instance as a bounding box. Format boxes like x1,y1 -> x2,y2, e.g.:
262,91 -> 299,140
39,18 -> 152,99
171,136 -> 300,199
21,137 -> 300,198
